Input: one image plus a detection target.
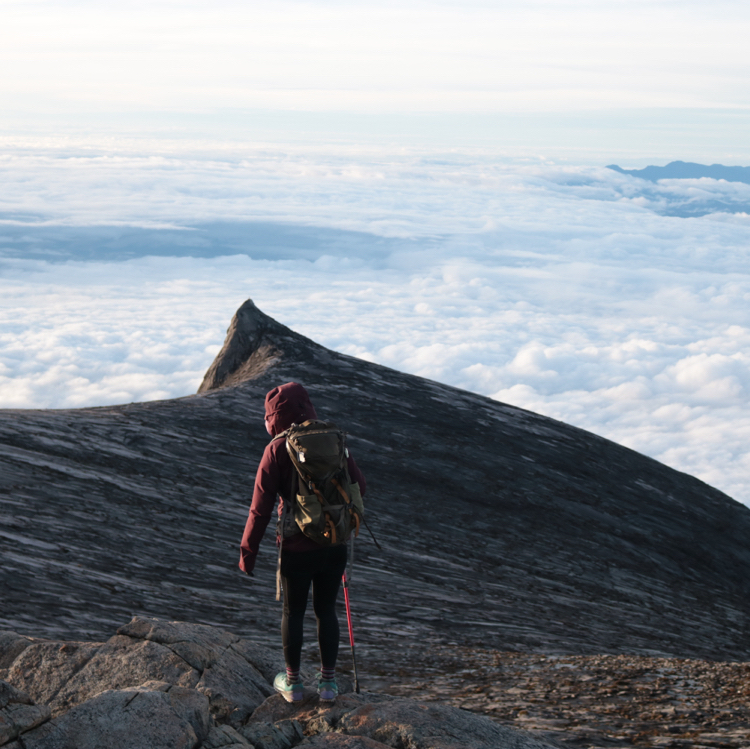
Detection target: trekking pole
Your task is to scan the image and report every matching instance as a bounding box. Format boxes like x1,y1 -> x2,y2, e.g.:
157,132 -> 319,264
342,571 -> 360,693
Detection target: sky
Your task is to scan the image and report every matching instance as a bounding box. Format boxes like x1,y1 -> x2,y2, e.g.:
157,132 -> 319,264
3,0 -> 750,159
4,0 -> 750,113
1,0 -> 750,505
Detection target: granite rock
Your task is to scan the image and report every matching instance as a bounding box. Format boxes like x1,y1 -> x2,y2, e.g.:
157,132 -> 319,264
49,633 -> 200,714
240,718 -> 305,749
336,697 -> 562,749
0,681 -> 50,747
118,617 -> 239,671
1,620 -> 563,749
17,682 -> 210,749
117,618 -> 275,724
0,617 -> 283,727
297,736 -> 392,749
245,692 -> 562,749
202,723 -> 252,748
0,634 -> 31,673
0,681 -> 32,710
229,639 -> 288,687
195,644 -> 273,725
5,639 -> 102,710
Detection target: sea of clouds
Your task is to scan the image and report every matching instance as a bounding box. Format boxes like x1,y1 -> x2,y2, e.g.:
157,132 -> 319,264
1,138 -> 749,504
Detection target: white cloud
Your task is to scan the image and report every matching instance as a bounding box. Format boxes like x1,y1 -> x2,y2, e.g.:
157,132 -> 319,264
1,142 -> 750,510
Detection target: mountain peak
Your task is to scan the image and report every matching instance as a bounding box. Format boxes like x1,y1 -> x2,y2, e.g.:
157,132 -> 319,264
198,299 -> 308,393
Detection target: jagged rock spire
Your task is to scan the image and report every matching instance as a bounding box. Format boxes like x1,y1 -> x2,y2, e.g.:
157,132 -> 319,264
198,299 -> 304,393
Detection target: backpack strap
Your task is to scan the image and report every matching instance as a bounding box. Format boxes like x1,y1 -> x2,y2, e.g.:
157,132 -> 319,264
284,432 -> 310,485
270,427 -> 291,443
275,500 -> 286,602
339,464 -> 382,551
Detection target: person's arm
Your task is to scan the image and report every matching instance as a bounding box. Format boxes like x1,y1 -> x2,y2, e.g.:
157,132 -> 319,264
239,442 -> 281,575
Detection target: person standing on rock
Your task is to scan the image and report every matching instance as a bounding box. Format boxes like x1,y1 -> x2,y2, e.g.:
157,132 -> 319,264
239,382 -> 366,704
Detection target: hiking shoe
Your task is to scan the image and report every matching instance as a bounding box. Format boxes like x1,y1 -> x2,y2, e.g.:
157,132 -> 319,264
273,672 -> 304,703
316,673 -> 338,703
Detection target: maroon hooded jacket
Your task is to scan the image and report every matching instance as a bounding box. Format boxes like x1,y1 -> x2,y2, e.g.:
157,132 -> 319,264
239,382 -> 366,575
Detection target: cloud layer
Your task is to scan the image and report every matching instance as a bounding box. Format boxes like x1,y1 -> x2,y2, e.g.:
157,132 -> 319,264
1,142 -> 750,507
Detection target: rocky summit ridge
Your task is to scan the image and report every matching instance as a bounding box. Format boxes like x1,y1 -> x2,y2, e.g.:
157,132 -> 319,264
1,299 -> 750,665
2,298 -> 750,748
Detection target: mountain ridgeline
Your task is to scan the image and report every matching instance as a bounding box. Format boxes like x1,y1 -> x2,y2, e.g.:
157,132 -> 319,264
1,299 -> 750,668
607,161 -> 750,184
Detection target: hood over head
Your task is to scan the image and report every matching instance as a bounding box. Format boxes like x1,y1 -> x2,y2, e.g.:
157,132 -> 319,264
264,382 -> 318,436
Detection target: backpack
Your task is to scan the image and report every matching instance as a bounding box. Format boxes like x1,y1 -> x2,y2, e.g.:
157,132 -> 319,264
277,420 -> 364,546
273,420 -> 376,600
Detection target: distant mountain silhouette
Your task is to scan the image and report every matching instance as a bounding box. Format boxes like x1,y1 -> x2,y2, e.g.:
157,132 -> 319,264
607,161 -> 750,184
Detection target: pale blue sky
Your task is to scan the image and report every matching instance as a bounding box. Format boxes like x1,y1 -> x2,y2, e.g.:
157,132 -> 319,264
2,0 -> 750,160
3,0 -> 749,111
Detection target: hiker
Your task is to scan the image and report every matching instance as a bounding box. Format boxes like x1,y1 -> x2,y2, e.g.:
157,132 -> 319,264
239,382 -> 366,703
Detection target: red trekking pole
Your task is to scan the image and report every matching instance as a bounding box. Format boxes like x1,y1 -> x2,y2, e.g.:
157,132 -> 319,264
342,571 -> 360,693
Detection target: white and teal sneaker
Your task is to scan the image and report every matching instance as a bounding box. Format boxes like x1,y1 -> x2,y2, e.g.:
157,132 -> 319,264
273,672 -> 304,703
316,673 -> 338,703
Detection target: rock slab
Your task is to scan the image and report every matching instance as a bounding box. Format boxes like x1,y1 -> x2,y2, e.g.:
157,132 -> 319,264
17,683 -> 209,749
0,681 -> 50,746
0,618 -> 561,749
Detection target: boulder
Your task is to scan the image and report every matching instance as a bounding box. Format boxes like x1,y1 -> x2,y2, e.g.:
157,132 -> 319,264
196,646 -> 274,725
2,620 -> 564,749
202,724 -> 252,748
0,634 -> 32,673
229,639 -> 287,686
336,698 -> 562,749
17,682 -> 210,749
298,736 -> 392,749
48,634 -> 200,714
0,680 -> 50,747
117,617 -> 240,671
4,640 -> 101,708
117,618 -> 276,723
1,618 -> 283,725
239,718 -> 305,749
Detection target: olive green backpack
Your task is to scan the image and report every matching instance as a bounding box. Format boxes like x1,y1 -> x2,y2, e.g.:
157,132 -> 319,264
273,420 -> 377,599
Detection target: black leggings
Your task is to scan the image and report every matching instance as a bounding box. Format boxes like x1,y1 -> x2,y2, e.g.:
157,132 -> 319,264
280,544 -> 348,670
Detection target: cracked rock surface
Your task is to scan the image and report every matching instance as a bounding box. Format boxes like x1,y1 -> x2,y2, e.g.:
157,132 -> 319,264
4,619 -> 748,749
0,681 -> 50,747
0,618 -> 559,749
384,646 -> 750,748
0,618 -> 279,727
